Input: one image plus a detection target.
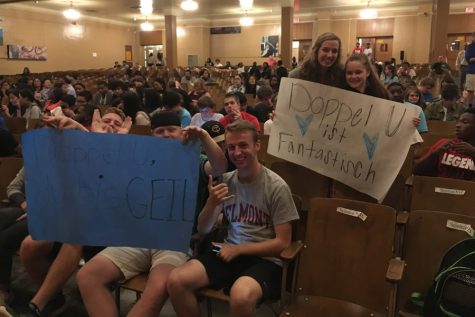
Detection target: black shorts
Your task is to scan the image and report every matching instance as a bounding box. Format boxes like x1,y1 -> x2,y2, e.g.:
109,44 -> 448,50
195,252 -> 282,301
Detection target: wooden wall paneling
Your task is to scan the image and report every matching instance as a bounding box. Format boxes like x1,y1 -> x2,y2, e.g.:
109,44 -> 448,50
292,22 -> 313,40
356,18 -> 394,37
139,31 -> 163,46
447,14 -> 475,35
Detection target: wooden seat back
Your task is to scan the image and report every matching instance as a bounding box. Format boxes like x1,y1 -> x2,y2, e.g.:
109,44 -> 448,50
258,134 -> 285,167
415,122 -> 455,159
271,161 -> 330,210
27,118 -> 41,130
129,125 -> 151,136
330,173 -> 407,211
295,198 -> 397,314
426,120 -> 455,136
6,117 -> 26,134
397,210 -> 475,315
411,176 -> 475,215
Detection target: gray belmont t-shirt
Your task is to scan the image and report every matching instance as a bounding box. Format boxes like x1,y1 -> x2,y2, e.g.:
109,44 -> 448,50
220,166 -> 299,265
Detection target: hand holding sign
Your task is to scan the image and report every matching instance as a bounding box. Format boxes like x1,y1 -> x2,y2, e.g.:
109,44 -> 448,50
117,116 -> 133,134
91,109 -> 111,133
182,125 -> 206,143
268,78 -> 421,201
42,115 -> 88,131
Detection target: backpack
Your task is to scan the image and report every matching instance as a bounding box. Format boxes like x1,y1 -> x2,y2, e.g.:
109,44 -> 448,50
423,238 -> 475,317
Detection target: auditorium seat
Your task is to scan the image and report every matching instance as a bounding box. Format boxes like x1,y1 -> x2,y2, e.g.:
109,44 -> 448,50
115,195 -> 305,317
426,120 -> 456,136
27,118 -> 41,130
129,125 -> 151,136
410,176 -> 475,215
397,210 -> 475,316
257,134 -> 285,167
415,121 -> 455,159
271,161 -> 330,210
330,173 -> 407,212
280,198 -> 401,317
5,117 -> 27,134
198,194 -> 304,317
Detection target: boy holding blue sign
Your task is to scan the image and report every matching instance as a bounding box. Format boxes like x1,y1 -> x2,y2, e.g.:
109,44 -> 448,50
17,108 -> 131,317
167,120 -> 299,317
76,111 -> 227,317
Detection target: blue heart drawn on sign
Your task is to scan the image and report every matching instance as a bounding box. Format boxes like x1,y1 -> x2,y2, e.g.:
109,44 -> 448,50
362,132 -> 379,160
295,114 -> 314,136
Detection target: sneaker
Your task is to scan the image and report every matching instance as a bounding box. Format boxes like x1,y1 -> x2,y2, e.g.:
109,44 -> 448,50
1,301 -> 45,317
23,303 -> 41,317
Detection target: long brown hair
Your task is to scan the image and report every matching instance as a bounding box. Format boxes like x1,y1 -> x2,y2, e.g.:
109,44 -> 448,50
295,32 -> 344,87
344,54 -> 390,100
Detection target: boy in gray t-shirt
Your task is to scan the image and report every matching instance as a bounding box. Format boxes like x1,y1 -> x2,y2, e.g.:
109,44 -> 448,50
168,120 -> 299,317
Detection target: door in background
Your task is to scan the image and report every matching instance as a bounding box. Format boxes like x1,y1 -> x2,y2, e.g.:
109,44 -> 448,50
447,34 -> 470,70
298,40 -> 312,61
374,37 -> 393,62
187,55 -> 198,67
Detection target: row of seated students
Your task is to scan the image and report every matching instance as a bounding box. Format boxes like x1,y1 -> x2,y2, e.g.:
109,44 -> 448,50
0,98 -> 474,317
1,33 -> 474,317
0,109 -> 298,317
0,70 -> 466,137
0,52 -> 468,137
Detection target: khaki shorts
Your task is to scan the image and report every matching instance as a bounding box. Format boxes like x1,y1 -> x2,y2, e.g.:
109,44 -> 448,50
99,247 -> 188,281
465,73 -> 475,91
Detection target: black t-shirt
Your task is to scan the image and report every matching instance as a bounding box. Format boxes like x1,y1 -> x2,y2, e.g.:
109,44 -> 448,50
253,102 -> 273,123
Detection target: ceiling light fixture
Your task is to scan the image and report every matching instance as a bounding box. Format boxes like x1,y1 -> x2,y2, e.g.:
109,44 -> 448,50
239,0 -> 253,10
181,0 -> 198,11
359,1 -> 377,19
359,8 -> 377,19
240,12 -> 254,26
140,20 -> 154,31
63,2 -> 81,21
140,0 -> 153,16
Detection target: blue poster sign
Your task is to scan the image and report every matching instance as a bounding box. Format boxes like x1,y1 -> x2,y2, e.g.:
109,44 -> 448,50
22,129 -> 200,253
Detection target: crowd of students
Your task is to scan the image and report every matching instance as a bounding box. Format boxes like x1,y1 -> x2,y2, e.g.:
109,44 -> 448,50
0,31 -> 474,317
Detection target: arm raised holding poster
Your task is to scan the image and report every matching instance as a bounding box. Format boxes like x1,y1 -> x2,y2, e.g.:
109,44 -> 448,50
42,108 -> 132,133
75,111 -> 227,317
268,77 -> 421,201
168,120 -> 299,317
18,107 -> 135,317
182,125 -> 228,176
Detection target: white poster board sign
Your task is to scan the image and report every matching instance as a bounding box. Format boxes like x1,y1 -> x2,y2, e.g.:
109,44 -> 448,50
268,78 -> 421,201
